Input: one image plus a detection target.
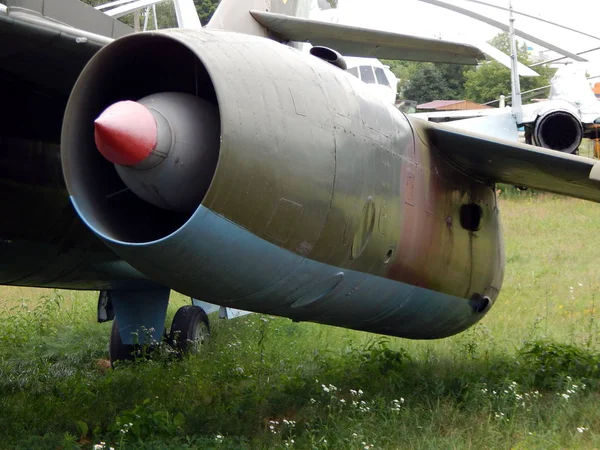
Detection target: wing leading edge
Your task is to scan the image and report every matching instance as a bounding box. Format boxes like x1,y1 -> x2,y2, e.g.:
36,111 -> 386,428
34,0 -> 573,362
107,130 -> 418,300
250,10 -> 485,64
410,118 -> 600,203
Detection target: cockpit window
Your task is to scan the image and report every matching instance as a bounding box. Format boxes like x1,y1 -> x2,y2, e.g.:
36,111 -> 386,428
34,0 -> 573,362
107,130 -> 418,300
359,66 -> 376,84
347,67 -> 359,78
375,67 -> 391,87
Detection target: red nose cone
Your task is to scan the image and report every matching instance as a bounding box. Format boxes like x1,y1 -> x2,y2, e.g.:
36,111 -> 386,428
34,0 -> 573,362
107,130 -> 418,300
94,100 -> 157,166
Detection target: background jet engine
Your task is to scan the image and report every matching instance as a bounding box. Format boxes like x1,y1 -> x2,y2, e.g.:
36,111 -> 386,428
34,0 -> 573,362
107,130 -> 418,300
62,29 -> 503,340
525,106 -> 583,154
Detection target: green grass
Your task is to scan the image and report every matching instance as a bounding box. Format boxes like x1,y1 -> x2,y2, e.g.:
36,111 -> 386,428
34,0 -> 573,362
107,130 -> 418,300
2,193 -> 600,449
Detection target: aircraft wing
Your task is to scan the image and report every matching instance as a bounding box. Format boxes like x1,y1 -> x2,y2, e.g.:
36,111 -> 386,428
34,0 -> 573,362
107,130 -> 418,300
0,3 -> 160,289
476,42 -> 539,77
0,5 -> 116,99
414,101 -> 584,124
412,108 -> 509,122
412,118 -> 600,203
250,10 -> 485,64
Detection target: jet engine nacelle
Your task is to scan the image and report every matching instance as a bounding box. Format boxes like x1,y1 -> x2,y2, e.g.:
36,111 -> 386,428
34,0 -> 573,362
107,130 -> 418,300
526,102 -> 583,154
62,29 -> 503,339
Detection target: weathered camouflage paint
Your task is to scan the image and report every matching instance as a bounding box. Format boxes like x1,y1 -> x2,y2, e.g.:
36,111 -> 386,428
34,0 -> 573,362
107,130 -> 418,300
62,30 -> 504,338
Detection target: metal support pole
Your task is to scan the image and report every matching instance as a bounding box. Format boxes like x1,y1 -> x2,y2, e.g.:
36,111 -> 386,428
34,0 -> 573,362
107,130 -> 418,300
142,5 -> 150,31
133,8 -> 140,31
509,0 -> 523,123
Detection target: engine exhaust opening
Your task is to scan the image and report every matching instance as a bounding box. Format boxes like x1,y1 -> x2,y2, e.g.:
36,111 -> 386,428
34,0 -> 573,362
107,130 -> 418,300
309,46 -> 347,70
531,110 -> 583,154
62,33 -> 220,244
469,293 -> 491,314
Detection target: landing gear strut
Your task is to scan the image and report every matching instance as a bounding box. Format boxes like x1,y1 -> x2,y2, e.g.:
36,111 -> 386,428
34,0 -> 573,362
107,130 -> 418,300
109,304 -> 210,365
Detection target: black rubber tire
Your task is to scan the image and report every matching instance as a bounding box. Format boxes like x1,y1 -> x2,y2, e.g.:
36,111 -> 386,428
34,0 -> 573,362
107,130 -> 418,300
109,318 -> 137,366
169,305 -> 210,354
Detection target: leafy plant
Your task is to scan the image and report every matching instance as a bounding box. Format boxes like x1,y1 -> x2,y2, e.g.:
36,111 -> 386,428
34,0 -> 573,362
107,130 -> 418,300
111,398 -> 185,441
518,340 -> 600,388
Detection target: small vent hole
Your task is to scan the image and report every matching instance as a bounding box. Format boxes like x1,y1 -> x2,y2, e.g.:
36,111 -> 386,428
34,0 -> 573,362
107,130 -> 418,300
384,248 -> 394,263
460,204 -> 482,232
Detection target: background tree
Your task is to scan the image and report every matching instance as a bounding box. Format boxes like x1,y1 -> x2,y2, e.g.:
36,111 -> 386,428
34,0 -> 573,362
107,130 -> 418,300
195,0 -> 219,25
464,32 -> 555,104
387,31 -> 554,105
385,60 -> 472,104
401,63 -> 451,104
78,0 -> 218,28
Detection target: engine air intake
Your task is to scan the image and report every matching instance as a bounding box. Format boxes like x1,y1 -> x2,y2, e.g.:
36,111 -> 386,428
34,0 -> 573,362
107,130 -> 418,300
62,34 -> 221,244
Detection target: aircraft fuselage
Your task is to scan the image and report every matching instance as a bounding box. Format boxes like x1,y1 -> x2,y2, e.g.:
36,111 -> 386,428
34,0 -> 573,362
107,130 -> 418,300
61,30 -> 504,339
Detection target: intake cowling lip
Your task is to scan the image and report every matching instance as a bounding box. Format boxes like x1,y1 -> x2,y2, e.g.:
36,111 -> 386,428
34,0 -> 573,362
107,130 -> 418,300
68,194 -> 210,248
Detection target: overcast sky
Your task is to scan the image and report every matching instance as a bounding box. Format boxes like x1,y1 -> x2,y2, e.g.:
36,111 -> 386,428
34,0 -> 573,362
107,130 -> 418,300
320,0 -> 600,77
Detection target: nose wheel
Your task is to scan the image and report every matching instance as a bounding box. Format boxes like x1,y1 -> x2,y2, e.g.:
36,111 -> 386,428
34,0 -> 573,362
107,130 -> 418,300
168,305 -> 210,353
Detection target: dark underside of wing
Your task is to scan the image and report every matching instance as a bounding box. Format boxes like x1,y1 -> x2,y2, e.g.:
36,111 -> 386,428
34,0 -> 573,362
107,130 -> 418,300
0,4 -> 129,277
410,118 -> 600,203
0,2 -> 125,141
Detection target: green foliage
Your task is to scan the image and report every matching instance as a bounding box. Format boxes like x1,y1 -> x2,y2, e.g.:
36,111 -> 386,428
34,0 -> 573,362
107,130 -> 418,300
3,196 -> 600,448
519,340 -> 600,389
381,59 -> 411,81
194,0 -> 219,25
79,0 -> 106,6
389,60 -> 473,104
0,292 -> 62,346
464,61 -> 514,103
355,337 -> 411,376
393,31 -> 557,105
401,63 -> 466,104
75,420 -> 89,441
464,32 -> 555,104
464,61 -> 554,104
79,0 -> 178,28
111,398 -> 185,440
